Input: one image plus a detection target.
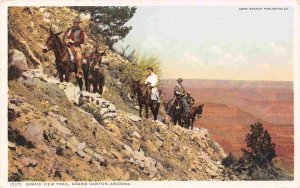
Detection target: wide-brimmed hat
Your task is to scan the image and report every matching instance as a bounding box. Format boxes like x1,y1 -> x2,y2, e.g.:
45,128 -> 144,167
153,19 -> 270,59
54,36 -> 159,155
73,16 -> 82,23
187,91 -> 191,95
177,78 -> 183,82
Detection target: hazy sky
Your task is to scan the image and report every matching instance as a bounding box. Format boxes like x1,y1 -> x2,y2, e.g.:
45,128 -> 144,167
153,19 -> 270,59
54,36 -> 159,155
115,6 -> 294,81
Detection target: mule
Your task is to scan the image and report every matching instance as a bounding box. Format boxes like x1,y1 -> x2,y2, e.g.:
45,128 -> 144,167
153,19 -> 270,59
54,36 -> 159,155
186,104 -> 204,130
129,79 -> 160,120
170,94 -> 185,126
43,27 -> 84,91
87,51 -> 106,94
81,54 -> 90,91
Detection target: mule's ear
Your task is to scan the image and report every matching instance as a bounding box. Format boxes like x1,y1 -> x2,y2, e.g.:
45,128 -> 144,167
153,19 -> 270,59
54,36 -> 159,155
50,27 -> 53,35
201,104 -> 204,107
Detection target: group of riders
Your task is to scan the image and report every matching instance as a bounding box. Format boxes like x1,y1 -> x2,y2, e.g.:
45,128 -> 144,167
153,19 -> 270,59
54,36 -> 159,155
45,16 -> 202,128
63,16 -> 106,79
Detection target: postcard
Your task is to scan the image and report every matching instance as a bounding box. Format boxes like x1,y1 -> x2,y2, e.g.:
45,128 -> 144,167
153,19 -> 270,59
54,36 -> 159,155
1,1 -> 299,188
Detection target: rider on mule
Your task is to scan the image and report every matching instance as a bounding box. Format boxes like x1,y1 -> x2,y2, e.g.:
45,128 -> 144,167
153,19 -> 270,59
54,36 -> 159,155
166,78 -> 190,115
145,67 -> 160,103
186,91 -> 195,106
63,16 -> 85,78
89,43 -> 106,70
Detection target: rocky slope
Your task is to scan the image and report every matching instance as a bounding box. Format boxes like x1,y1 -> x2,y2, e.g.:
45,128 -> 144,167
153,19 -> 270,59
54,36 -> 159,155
8,69 -> 237,181
8,7 -> 239,181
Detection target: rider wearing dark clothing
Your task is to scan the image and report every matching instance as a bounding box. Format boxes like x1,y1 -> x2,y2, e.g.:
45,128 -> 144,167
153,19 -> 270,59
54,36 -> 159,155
186,92 -> 195,106
166,78 -> 190,115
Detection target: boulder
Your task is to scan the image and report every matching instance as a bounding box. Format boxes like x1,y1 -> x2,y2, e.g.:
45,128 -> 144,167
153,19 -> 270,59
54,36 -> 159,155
144,157 -> 158,177
48,117 -> 72,136
20,157 -> 38,167
132,131 -> 142,139
58,115 -> 68,124
133,150 -> 145,162
21,69 -> 46,81
131,137 -> 141,151
128,115 -> 142,122
144,140 -> 157,153
68,136 -> 79,147
93,93 -> 102,98
8,49 -> 29,80
24,123 -> 44,143
83,148 -> 94,156
108,104 -> 116,112
99,108 -> 109,116
76,150 -> 86,158
49,112 -> 68,124
110,149 -> 124,162
93,153 -> 105,163
77,142 -> 86,151
65,142 -> 77,153
103,113 -> 117,119
122,144 -> 134,156
137,160 -> 145,170
8,104 -> 21,121
8,142 -> 16,150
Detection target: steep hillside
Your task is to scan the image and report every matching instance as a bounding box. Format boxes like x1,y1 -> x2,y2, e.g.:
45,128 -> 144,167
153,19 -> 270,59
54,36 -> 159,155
8,7 -> 239,181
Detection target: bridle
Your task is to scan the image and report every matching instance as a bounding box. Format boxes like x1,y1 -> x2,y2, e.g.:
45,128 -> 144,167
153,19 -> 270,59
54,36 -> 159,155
46,35 -> 66,54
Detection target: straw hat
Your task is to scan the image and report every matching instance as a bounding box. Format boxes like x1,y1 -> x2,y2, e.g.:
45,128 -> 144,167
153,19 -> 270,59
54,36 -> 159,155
73,16 -> 82,23
177,78 -> 183,82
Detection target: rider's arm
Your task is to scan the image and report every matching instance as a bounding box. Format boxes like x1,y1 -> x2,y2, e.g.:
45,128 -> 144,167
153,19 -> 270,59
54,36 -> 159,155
173,86 -> 177,95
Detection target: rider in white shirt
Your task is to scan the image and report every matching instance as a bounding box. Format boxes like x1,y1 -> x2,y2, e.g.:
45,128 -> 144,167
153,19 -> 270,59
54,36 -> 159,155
145,67 -> 160,103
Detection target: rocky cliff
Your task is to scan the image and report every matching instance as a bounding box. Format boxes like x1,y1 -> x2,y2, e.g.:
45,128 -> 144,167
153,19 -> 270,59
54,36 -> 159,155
8,7 -> 239,181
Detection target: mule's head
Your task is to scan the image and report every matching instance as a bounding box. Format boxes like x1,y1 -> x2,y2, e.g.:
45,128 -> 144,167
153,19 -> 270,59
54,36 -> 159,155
128,78 -> 141,100
43,27 -> 62,53
196,104 -> 204,118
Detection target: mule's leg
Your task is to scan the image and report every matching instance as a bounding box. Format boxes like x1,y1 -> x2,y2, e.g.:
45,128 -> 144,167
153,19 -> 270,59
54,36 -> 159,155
139,104 -> 142,118
59,70 -> 64,82
76,76 -> 83,92
99,77 -> 105,95
151,102 -> 160,121
92,81 -> 98,93
145,105 -> 149,119
186,117 -> 190,129
98,82 -> 102,95
84,73 -> 89,92
173,113 -> 177,125
85,78 -> 89,92
87,79 -> 91,93
155,103 -> 160,120
179,116 -> 182,127
149,101 -> 156,120
65,66 -> 70,82
87,81 -> 91,92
